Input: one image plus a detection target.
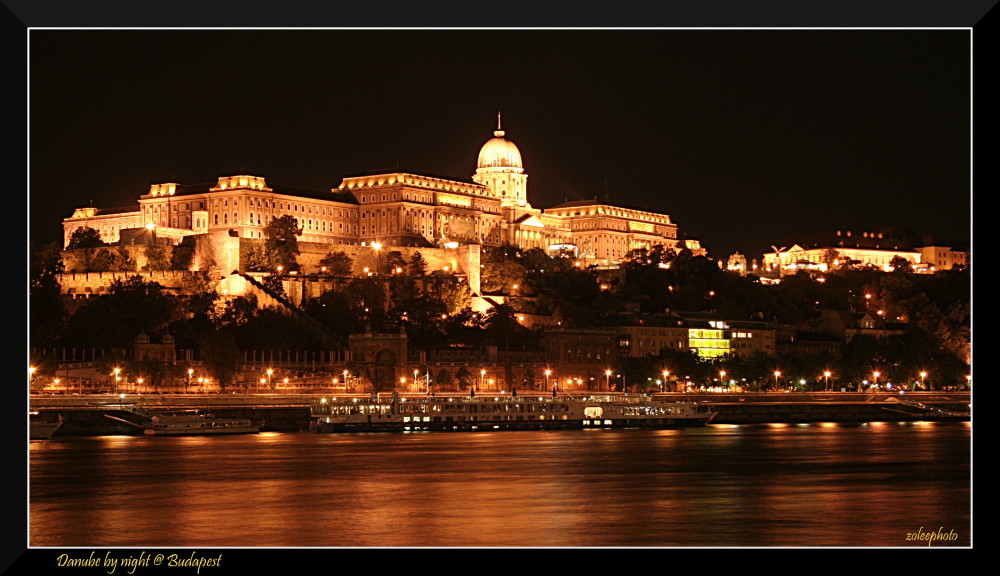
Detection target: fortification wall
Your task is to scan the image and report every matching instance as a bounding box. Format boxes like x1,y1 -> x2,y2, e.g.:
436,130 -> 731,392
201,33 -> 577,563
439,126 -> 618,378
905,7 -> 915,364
59,270 -> 204,295
57,235 -> 482,305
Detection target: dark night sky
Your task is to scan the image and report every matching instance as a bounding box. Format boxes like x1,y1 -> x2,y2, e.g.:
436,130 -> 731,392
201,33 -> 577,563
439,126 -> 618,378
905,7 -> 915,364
21,18 -> 982,261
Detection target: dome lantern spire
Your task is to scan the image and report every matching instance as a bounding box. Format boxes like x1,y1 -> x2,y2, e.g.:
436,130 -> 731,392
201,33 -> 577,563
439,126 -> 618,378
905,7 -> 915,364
475,113 -> 527,207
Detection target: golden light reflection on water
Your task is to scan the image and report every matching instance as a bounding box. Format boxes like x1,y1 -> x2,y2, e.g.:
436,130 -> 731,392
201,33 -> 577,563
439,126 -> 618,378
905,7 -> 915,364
30,424 -> 971,548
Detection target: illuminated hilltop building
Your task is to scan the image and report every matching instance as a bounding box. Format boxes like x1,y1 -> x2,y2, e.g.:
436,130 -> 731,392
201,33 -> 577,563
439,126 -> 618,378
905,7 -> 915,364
62,116 -> 701,268
762,228 -> 968,275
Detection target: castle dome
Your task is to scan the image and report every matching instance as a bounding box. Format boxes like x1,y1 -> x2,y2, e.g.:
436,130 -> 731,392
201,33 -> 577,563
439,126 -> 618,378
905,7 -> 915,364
477,115 -> 523,173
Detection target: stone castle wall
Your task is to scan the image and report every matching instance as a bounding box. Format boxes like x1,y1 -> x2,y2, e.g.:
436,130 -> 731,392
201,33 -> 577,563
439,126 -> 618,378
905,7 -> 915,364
59,270 -> 204,296
59,236 -> 482,305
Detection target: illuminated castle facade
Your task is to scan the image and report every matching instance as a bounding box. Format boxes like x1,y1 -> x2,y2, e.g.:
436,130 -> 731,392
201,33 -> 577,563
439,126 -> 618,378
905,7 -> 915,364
63,117 -> 700,267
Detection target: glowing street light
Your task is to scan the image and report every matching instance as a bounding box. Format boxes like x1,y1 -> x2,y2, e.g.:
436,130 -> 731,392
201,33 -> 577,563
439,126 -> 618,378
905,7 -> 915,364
773,371 -> 781,392
545,369 -> 552,391
267,368 -> 274,389
919,371 -> 928,391
371,241 -> 383,274
606,369 -> 613,391
823,371 -> 832,391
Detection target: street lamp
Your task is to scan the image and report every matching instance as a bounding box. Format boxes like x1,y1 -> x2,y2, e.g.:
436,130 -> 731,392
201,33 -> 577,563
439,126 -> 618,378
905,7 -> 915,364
919,371 -> 928,391
344,369 -> 350,392
872,371 -> 880,390
773,371 -> 781,392
719,370 -> 726,389
824,371 -> 832,391
480,369 -> 486,391
371,241 -> 382,274
545,369 -> 552,391
606,369 -> 613,392
267,368 -> 273,390
187,368 -> 193,393
114,367 -> 121,394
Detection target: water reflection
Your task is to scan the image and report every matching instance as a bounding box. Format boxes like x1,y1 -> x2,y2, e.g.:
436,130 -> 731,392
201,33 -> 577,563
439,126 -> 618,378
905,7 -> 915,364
30,422 -> 970,547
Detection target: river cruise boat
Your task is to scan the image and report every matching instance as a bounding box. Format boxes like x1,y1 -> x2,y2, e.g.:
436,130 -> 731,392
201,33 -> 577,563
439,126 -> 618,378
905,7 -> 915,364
580,395 -> 717,428
309,393 -> 715,433
143,410 -> 261,436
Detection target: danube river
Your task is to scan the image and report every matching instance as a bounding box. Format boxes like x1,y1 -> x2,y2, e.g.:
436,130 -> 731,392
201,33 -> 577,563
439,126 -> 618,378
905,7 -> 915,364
29,422 -> 971,548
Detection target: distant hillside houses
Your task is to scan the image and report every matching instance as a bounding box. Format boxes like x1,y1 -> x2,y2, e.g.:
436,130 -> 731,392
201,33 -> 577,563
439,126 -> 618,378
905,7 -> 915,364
761,226 -> 968,276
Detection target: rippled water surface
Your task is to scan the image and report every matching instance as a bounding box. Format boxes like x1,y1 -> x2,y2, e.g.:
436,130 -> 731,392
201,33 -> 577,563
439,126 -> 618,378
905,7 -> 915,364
29,422 -> 971,548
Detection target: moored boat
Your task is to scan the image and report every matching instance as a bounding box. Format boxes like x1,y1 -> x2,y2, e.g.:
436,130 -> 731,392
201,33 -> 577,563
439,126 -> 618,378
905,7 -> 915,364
143,409 -> 261,436
309,392 -> 715,433
580,395 -> 717,428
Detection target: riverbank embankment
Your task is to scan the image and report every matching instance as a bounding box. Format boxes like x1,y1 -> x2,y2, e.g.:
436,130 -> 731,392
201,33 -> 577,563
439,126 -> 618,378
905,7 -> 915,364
29,391 -> 971,436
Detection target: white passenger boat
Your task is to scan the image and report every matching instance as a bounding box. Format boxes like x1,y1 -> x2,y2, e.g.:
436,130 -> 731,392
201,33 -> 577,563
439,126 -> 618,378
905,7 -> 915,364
580,395 -> 717,428
309,392 -> 715,433
143,410 -> 261,436
30,412 -> 63,439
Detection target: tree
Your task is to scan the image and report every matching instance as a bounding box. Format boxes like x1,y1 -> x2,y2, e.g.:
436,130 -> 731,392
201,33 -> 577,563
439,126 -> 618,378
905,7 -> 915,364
66,226 -> 106,250
455,366 -> 474,391
170,237 -> 196,270
408,252 -> 428,276
480,244 -> 527,293
264,215 -> 302,271
61,276 -> 177,349
242,242 -> 270,272
319,250 -> 354,276
143,245 -> 171,271
434,368 -> 454,391
84,246 -> 136,272
178,269 -> 220,320
199,330 -> 243,390
889,255 -> 913,274
821,248 -> 841,268
382,250 -> 406,275
29,241 -> 67,348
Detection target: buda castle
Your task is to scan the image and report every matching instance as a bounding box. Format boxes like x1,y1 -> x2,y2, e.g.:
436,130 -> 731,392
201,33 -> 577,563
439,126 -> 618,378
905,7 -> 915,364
63,117 -> 702,271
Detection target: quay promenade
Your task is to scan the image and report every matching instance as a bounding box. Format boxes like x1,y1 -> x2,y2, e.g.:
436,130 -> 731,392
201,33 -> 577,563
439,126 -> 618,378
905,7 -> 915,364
28,391 -> 971,436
